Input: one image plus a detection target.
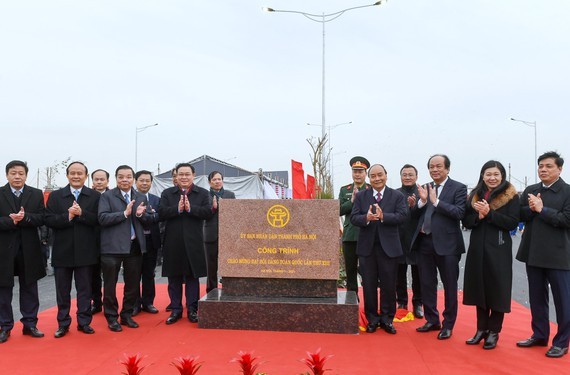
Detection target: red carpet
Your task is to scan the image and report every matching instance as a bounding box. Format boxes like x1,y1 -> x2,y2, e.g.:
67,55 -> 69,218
2,285 -> 568,374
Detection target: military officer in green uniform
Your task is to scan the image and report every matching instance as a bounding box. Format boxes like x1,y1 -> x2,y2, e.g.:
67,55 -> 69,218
339,156 -> 371,295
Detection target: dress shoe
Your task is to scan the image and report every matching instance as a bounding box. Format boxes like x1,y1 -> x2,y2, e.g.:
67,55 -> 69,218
545,346 -> 569,358
397,303 -> 406,310
54,326 -> 69,338
483,332 -> 499,349
379,322 -> 397,334
108,321 -> 123,332
165,304 -> 172,312
120,317 -> 139,328
466,330 -> 489,345
413,305 -> 424,319
132,306 -> 141,317
437,328 -> 453,340
91,305 -> 103,314
0,330 -> 11,343
516,337 -> 548,348
77,325 -> 95,334
416,322 -> 441,333
142,305 -> 159,314
166,313 -> 182,325
22,326 -> 44,338
365,323 -> 377,333
188,310 -> 198,323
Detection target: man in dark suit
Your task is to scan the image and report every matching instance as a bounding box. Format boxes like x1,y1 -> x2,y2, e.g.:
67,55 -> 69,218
412,154 -> 466,340
351,164 -> 408,334
45,161 -> 99,338
98,165 -> 151,332
133,170 -> 161,315
90,168 -> 109,314
338,156 -> 370,296
159,163 -> 212,324
204,171 -> 235,293
0,160 -> 46,343
396,164 -> 423,318
516,151 -> 570,358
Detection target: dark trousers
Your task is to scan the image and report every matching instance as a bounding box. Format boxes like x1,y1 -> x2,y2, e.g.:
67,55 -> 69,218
205,240 -> 219,293
396,263 -> 422,307
476,306 -> 504,332
137,236 -> 158,307
342,241 -> 359,293
91,263 -> 102,308
167,276 -> 199,315
416,234 -> 460,330
100,243 -> 143,322
54,265 -> 93,327
359,241 -> 398,325
527,265 -> 570,348
0,280 -> 39,331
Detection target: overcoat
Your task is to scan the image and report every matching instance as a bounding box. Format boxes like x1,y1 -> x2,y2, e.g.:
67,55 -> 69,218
463,184 -> 519,312
45,185 -> 100,267
159,185 -> 213,278
0,183 -> 45,286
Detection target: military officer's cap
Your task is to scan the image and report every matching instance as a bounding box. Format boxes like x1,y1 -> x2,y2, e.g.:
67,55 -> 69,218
349,156 -> 370,170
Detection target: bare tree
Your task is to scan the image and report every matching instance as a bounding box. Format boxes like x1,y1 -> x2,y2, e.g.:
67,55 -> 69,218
43,157 -> 71,191
307,135 -> 332,199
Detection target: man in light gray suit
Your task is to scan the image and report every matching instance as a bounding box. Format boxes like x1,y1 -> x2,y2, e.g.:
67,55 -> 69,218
98,165 -> 151,332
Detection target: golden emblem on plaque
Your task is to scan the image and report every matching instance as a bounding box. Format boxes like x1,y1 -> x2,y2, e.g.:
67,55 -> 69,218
267,204 -> 290,228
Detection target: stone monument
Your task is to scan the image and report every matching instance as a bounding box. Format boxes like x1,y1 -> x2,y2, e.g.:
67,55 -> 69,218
198,199 -> 359,334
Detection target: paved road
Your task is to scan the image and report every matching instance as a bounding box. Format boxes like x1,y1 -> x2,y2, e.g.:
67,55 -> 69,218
12,230 -> 556,322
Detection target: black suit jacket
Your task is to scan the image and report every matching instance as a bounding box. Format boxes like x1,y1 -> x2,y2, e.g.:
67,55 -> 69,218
411,178 -> 467,256
516,178 -> 570,270
350,187 -> 408,258
144,192 -> 162,250
203,189 -> 235,243
0,184 -> 46,286
45,185 -> 100,267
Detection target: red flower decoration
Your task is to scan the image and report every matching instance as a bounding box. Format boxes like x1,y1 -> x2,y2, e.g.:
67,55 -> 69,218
171,356 -> 204,375
119,353 -> 149,375
301,348 -> 333,375
230,351 -> 264,375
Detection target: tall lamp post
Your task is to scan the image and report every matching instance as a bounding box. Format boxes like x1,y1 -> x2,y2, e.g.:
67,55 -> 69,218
135,123 -> 158,171
263,1 -> 384,191
510,117 -> 537,183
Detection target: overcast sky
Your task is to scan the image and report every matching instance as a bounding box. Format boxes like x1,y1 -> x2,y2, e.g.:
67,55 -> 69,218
1,0 -> 568,192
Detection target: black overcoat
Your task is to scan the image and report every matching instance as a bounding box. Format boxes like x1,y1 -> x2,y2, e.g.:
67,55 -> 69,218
45,185 -> 100,267
0,184 -> 46,286
463,184 -> 519,312
159,185 -> 213,278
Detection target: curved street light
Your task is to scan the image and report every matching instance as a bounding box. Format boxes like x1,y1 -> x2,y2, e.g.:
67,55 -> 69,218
135,123 -> 159,171
264,1 -> 384,192
510,117 -> 537,183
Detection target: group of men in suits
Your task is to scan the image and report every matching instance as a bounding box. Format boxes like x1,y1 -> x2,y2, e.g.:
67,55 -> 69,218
0,160 -> 233,344
345,154 -> 469,339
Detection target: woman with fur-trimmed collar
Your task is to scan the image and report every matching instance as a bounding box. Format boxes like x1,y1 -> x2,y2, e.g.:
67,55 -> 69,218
462,160 -> 520,350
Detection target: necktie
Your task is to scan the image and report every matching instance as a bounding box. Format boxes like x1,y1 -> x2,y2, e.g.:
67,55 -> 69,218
375,192 -> 382,203
14,190 -> 21,198
124,193 -> 135,239
73,190 -> 80,201
422,184 -> 440,235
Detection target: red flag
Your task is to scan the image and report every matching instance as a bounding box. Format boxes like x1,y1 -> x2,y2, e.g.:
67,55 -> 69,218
291,160 -> 308,199
306,174 -> 316,199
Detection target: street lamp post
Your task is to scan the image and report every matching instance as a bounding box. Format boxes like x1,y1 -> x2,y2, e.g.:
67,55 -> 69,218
135,123 -> 159,171
263,1 -> 384,191
510,117 -> 537,183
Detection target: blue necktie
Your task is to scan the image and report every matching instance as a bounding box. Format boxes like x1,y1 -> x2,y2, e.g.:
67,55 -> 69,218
73,190 -> 80,201
124,193 -> 136,239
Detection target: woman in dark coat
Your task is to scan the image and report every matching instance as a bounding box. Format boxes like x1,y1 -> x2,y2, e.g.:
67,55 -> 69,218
463,160 -> 519,349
